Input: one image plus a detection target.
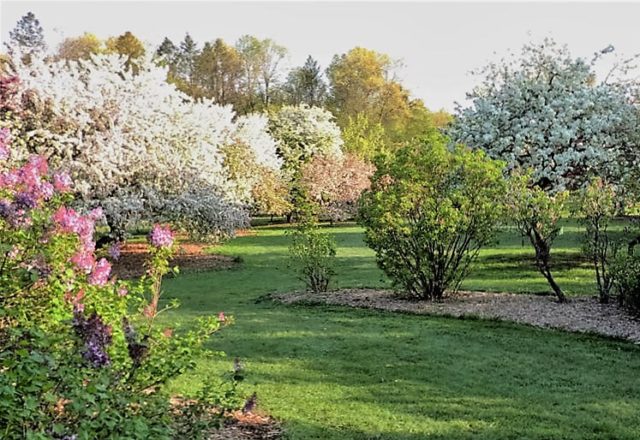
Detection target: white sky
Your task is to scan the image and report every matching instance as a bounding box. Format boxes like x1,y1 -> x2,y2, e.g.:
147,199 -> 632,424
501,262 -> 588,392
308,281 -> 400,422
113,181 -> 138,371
2,1 -> 640,111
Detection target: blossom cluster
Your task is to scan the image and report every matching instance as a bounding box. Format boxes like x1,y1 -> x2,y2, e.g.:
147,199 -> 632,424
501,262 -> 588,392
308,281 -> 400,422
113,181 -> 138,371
149,223 -> 174,248
4,53 -> 276,240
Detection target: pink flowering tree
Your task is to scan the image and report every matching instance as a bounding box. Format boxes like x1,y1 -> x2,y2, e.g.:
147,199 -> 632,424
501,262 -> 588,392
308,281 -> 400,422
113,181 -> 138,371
0,128 -> 242,438
300,153 -> 375,223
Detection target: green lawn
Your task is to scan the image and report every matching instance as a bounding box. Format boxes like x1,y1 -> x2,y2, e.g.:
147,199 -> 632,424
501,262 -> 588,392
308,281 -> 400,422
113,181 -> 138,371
163,222 -> 640,439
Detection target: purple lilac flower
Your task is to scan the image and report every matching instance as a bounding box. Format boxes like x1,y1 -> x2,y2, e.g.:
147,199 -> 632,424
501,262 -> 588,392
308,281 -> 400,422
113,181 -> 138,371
14,191 -> 37,210
148,224 -> 174,248
122,318 -> 148,367
108,241 -> 122,261
0,199 -> 13,219
72,309 -> 112,367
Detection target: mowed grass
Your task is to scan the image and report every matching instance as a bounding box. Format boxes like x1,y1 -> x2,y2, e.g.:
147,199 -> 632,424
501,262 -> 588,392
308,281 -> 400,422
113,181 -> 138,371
162,221 -> 640,439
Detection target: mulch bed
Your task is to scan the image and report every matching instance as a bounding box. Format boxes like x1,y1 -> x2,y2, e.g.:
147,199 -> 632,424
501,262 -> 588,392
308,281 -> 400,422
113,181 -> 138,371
111,241 -> 239,279
207,412 -> 283,440
273,289 -> 640,344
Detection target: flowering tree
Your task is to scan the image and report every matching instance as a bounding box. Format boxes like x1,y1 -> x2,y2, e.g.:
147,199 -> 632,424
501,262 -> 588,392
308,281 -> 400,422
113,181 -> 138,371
451,39 -> 640,192
268,104 -> 343,175
1,51 -> 281,241
0,129 -> 242,438
267,104 -> 343,219
300,153 -> 374,222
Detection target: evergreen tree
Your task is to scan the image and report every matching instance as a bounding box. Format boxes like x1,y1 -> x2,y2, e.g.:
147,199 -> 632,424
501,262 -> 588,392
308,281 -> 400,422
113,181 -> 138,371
7,12 -> 46,53
284,56 -> 327,106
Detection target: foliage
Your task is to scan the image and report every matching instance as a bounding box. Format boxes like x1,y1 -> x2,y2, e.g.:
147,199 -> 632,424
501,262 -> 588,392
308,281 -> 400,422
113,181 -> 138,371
6,12 -> 46,55
283,55 -> 327,107
2,52 -> 263,241
300,153 -> 374,223
341,113 -> 387,161
326,47 -> 411,131
236,35 -> 287,111
358,134 -> 506,300
194,38 -> 243,106
610,249 -> 640,315
288,222 -> 337,293
506,172 -> 569,302
0,131 -> 240,439
451,38 -> 640,192
105,31 -> 145,72
56,33 -> 104,61
251,168 -> 292,216
268,104 -> 343,175
576,178 -> 619,303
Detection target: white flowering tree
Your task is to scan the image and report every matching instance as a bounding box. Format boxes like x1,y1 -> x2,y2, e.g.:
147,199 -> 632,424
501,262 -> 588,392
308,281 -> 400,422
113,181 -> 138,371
268,104 -> 343,175
267,104 -> 343,220
2,51 -> 284,240
451,39 -> 640,192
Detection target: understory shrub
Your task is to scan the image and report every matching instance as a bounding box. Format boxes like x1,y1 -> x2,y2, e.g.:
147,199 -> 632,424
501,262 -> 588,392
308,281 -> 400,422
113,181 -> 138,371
358,133 -> 506,300
577,178 -> 619,303
288,221 -> 337,293
610,250 -> 640,315
0,128 -> 242,439
506,172 -> 569,303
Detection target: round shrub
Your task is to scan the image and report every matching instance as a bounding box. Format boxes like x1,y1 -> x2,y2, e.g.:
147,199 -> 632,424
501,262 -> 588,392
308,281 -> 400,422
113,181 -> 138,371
358,134 -> 506,300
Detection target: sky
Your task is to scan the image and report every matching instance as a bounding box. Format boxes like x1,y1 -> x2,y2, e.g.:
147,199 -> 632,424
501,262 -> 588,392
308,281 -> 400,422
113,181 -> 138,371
2,1 -> 640,111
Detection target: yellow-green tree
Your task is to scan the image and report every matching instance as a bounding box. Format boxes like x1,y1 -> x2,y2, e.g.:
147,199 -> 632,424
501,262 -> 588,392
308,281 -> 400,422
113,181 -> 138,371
105,31 -> 145,72
56,33 -> 103,61
195,38 -> 243,106
326,47 -> 411,131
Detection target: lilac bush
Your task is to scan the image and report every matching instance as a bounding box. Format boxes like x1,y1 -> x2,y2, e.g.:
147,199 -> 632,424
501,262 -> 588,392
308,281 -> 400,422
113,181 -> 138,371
0,128 -> 242,439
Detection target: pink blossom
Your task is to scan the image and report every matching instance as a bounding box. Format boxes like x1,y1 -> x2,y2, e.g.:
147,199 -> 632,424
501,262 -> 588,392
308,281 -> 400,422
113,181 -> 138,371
53,172 -> 73,193
0,170 -> 20,188
53,206 -> 82,233
88,207 -> 103,221
70,250 -> 95,273
52,207 -> 96,249
218,312 -> 226,323
37,181 -> 54,201
88,258 -> 111,286
0,128 -> 10,161
149,224 -> 174,248
117,285 -> 128,297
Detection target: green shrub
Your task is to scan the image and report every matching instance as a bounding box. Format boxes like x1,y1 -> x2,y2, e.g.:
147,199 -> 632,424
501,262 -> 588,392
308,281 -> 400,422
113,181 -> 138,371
288,222 -> 337,293
576,178 -> 618,303
610,250 -> 640,315
358,133 -> 506,300
506,172 -> 569,302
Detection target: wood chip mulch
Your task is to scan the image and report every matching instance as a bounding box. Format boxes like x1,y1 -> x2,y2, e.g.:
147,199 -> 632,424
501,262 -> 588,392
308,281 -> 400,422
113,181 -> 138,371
273,289 -> 640,344
110,241 -> 239,279
207,412 -> 283,440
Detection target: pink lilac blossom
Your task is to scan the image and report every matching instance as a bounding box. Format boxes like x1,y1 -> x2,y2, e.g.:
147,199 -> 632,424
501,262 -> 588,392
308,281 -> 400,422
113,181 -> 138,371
88,258 -> 111,286
149,224 -> 174,248
53,172 -> 73,192
0,128 -> 10,161
52,207 -> 96,250
38,181 -> 55,200
88,207 -> 103,221
70,250 -> 96,273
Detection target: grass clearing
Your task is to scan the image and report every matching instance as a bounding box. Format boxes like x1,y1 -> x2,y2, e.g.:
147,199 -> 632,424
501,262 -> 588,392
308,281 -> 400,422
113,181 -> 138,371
162,222 -> 640,439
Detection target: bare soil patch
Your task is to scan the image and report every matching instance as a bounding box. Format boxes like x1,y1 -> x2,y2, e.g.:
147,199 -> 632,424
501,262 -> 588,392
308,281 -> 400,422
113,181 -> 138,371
111,241 -> 238,279
273,289 -> 640,344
